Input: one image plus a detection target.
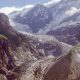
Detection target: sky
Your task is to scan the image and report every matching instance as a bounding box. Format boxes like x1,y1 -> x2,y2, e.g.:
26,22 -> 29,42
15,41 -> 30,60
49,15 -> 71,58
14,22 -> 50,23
0,0 -> 50,8
0,0 -> 60,15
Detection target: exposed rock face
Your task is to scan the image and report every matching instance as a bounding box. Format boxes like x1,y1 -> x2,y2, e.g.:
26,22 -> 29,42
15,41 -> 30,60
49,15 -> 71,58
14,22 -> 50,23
1,13 -> 80,80
18,56 -> 55,80
21,32 -> 72,57
43,45 -> 80,80
0,34 -> 55,80
0,13 -> 21,48
0,34 -> 19,80
47,23 -> 80,45
0,74 -> 7,80
0,34 -> 38,80
0,13 -> 43,59
0,13 -> 44,79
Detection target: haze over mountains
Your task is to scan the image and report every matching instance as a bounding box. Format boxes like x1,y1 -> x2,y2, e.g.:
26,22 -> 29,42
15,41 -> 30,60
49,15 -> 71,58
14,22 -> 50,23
0,0 -> 80,80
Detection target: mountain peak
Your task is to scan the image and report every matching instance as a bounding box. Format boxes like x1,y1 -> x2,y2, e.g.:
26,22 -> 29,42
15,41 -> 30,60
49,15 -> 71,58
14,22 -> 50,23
10,4 -> 53,33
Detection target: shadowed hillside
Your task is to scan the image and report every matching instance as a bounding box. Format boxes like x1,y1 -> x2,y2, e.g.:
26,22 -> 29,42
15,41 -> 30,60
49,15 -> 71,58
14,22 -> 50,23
44,45 -> 80,80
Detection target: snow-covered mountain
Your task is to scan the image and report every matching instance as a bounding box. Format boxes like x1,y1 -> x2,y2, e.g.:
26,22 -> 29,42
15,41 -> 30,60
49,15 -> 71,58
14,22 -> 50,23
8,0 -> 80,46
9,0 -> 80,34
47,23 -> 80,45
10,4 -> 53,33
38,0 -> 80,34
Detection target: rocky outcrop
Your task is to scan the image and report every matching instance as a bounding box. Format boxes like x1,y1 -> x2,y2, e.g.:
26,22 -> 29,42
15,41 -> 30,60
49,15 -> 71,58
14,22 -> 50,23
0,35 -> 55,80
0,34 -> 19,80
0,13 -> 22,48
47,23 -> 80,45
0,13 -> 43,59
0,13 -> 44,79
43,45 -> 80,80
18,56 -> 55,80
20,32 -> 72,57
0,74 -> 7,80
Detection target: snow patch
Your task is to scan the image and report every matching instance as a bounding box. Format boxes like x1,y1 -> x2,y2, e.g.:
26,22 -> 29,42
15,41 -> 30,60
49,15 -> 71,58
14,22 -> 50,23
44,0 -> 61,6
65,7 -> 79,16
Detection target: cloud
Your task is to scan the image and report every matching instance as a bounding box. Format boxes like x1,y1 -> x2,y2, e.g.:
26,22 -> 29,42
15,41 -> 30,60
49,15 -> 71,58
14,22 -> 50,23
44,0 -> 61,6
65,7 -> 79,16
0,5 -> 34,15
0,0 -> 61,15
0,7 -> 21,15
24,5 -> 34,8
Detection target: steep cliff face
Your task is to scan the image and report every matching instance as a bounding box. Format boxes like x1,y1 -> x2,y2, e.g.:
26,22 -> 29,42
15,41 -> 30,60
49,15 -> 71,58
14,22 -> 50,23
0,34 -> 19,80
0,13 -> 21,48
43,45 -> 80,80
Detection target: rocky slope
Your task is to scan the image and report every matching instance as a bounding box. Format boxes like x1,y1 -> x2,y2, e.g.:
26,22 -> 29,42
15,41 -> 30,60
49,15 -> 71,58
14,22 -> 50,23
47,23 -> 80,45
20,32 -> 72,57
43,44 -> 80,80
0,13 -> 74,80
0,13 -> 45,80
0,34 -> 19,80
0,13 -> 44,60
18,56 -> 55,80
1,0 -> 80,80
